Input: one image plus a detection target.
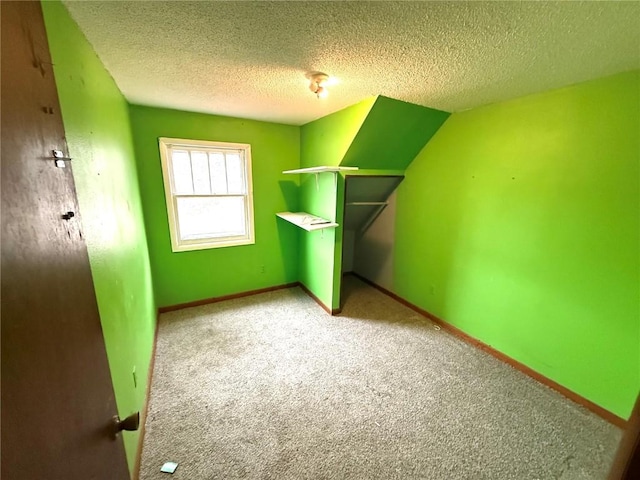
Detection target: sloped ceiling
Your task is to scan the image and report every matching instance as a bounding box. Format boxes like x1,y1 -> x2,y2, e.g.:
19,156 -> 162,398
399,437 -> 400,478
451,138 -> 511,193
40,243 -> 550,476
340,96 -> 450,170
63,1 -> 639,125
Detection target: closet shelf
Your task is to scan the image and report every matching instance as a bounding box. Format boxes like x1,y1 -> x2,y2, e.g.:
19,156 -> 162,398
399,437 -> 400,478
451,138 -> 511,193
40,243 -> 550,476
276,212 -> 338,231
283,166 -> 359,190
282,166 -> 359,174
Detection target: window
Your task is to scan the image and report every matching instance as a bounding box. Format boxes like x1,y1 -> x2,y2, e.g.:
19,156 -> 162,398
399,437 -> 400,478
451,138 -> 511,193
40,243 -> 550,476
158,137 -> 254,252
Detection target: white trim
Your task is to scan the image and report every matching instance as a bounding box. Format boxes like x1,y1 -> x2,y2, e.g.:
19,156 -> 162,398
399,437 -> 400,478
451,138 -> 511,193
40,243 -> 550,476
158,137 -> 255,252
160,137 -> 251,151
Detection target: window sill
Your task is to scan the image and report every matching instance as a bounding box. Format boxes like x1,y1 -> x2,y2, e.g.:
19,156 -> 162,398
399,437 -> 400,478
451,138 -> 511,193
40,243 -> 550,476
171,237 -> 255,252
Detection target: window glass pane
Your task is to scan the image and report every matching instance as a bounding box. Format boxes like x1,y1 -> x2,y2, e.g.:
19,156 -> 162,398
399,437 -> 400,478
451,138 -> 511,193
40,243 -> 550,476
171,150 -> 193,194
209,153 -> 228,194
176,196 -> 246,240
191,151 -> 211,194
226,153 -> 245,194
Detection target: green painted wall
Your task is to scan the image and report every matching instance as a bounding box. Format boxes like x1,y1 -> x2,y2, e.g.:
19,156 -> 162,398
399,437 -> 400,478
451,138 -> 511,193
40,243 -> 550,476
297,173 -> 355,312
129,106 -> 300,307
299,97 -> 450,310
42,1 -> 157,471
332,174 -> 347,310
341,96 -> 450,170
298,100 -> 377,309
300,97 -> 376,168
297,173 -> 341,309
394,71 -> 640,419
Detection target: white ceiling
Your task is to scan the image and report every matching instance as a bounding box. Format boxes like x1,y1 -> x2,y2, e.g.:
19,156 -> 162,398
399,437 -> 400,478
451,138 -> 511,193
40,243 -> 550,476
64,1 -> 640,126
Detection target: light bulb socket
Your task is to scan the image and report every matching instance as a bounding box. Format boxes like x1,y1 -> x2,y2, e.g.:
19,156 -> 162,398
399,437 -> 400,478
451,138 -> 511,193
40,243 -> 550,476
306,71 -> 330,98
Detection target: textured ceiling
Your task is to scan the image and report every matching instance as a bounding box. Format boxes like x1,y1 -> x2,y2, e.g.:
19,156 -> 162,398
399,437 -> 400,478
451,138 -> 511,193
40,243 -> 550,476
63,1 -> 640,126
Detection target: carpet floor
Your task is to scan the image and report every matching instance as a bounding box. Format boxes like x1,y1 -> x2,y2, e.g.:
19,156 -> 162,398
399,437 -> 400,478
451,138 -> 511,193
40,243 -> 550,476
139,276 -> 622,479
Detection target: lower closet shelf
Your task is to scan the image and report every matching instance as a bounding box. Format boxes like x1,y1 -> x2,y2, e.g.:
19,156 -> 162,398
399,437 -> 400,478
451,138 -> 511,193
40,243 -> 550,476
276,212 -> 338,231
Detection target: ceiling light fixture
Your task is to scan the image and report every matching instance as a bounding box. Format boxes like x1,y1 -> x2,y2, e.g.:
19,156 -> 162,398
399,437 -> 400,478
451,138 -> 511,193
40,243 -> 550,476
307,71 -> 330,99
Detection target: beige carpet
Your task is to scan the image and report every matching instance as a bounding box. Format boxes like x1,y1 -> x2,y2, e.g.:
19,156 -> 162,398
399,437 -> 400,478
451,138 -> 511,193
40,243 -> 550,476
139,276 -> 621,479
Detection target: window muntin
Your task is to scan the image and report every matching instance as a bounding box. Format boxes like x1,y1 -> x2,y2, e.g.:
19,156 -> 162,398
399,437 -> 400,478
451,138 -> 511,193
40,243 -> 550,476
159,138 -> 254,252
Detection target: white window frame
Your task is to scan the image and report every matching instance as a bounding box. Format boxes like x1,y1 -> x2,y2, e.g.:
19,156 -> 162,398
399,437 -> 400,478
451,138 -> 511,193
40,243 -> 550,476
158,137 -> 255,252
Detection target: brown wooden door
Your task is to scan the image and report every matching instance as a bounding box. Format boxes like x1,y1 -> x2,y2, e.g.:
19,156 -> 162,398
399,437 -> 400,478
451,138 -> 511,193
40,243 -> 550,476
1,2 -> 130,479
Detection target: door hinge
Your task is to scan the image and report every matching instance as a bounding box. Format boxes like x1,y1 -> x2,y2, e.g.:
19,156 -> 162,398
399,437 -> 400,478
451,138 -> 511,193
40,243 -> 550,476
52,149 -> 72,168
